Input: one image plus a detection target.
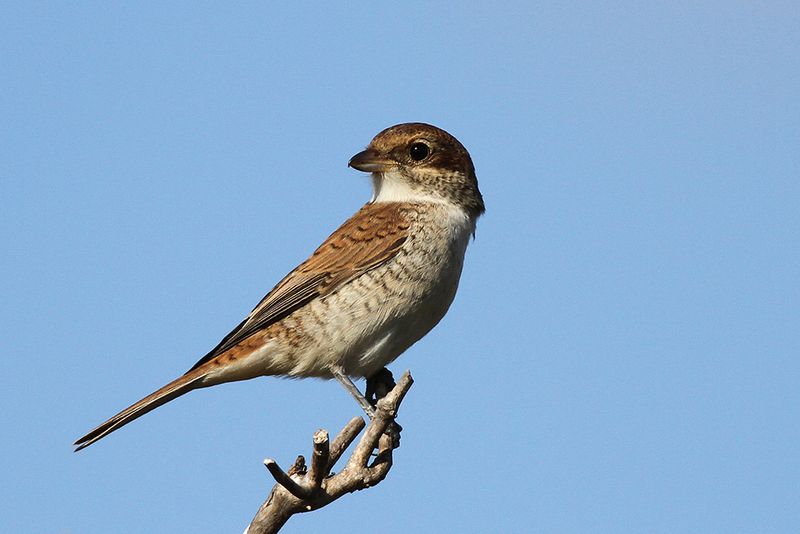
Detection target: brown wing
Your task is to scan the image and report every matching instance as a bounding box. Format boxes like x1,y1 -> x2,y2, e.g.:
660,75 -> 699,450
188,202 -> 411,371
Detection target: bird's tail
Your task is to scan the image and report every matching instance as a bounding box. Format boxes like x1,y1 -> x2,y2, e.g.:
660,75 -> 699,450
73,369 -> 206,451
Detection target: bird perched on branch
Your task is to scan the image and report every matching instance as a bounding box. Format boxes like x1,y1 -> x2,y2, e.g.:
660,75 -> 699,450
75,122 -> 484,451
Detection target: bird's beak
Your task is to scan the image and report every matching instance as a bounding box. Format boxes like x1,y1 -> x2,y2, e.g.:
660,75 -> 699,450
348,148 -> 395,173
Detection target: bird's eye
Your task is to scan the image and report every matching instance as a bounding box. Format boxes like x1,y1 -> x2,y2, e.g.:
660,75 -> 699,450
409,142 -> 430,161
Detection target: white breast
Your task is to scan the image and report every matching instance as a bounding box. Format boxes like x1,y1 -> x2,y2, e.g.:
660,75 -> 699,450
341,200 -> 475,376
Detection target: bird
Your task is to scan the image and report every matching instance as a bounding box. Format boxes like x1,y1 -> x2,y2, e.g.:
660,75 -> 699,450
74,122 -> 485,451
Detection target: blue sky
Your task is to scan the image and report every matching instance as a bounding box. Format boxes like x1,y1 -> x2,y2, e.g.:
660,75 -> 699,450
2,2 -> 798,533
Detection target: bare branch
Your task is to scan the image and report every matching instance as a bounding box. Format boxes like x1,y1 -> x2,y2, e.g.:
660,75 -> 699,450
262,458 -> 313,500
246,370 -> 413,534
306,429 -> 329,489
327,416 -> 365,470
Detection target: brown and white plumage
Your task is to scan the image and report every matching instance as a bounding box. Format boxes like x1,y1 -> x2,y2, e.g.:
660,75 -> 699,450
74,122 -> 484,451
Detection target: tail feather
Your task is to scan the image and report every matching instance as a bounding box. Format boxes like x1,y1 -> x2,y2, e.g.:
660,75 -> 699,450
74,370 -> 206,451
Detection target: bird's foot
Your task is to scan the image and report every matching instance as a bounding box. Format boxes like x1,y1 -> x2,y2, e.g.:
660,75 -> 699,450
365,367 -> 396,407
366,368 -> 402,448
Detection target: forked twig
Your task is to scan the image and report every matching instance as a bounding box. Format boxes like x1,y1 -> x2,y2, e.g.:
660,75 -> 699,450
245,370 -> 413,534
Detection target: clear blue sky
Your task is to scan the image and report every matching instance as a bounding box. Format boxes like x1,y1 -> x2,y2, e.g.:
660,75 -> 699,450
2,2 -> 798,533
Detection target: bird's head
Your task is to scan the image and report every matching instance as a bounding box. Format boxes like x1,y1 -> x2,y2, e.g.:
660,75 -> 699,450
349,123 -> 485,219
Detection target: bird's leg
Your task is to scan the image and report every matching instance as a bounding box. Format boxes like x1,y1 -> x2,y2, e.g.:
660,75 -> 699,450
332,367 -> 402,448
331,365 -> 375,419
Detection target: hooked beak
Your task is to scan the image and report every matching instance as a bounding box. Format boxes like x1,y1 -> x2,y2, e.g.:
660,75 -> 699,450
348,148 -> 396,173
